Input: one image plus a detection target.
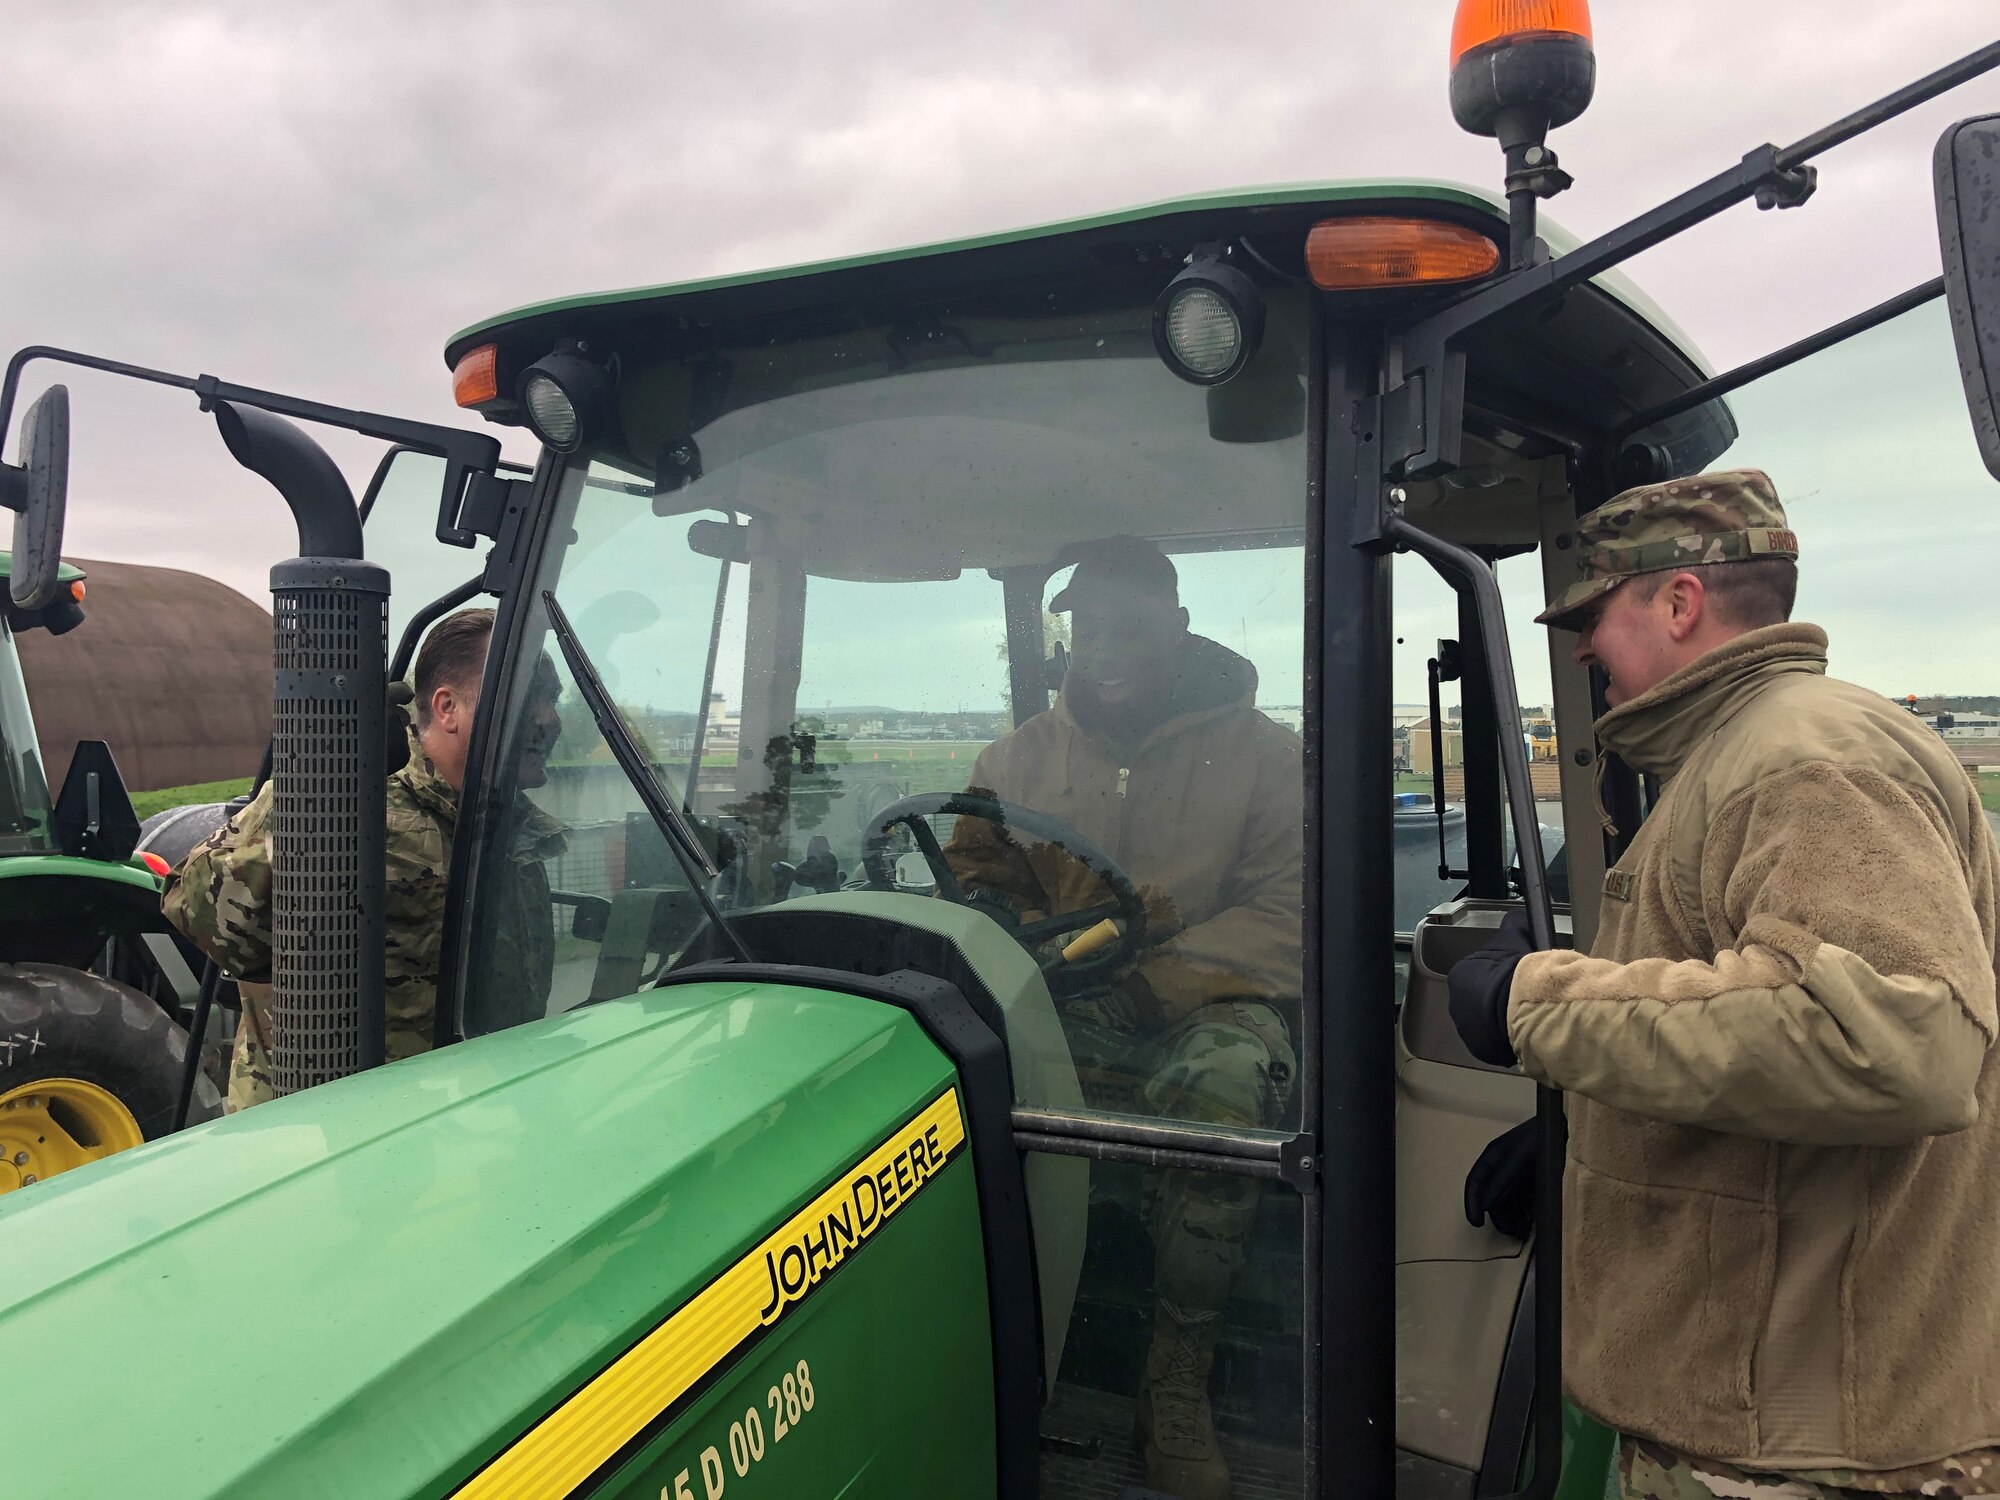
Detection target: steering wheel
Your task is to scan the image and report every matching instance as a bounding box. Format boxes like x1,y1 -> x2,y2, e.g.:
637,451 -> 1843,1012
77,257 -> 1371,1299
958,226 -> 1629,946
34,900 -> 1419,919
859,792 -> 1149,993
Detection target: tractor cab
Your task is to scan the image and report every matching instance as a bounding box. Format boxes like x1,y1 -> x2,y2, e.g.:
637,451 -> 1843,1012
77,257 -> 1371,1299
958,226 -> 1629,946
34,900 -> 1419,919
4,11 -> 2000,1499
368,169 -> 1738,1496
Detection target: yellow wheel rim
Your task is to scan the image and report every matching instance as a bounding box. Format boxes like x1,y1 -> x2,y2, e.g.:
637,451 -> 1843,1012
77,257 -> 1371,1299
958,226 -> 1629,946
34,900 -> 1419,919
0,1078 -> 145,1194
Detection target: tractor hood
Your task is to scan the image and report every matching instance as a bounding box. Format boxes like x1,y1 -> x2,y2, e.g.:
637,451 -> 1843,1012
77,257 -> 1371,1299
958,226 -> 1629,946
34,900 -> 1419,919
0,978 -> 961,1499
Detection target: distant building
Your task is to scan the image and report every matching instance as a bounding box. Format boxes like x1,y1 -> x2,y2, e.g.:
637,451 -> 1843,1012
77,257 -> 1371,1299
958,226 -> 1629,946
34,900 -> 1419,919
1264,706 -> 1304,734
1409,717 -> 1463,770
1937,713 -> 2000,740
704,692 -> 740,748
17,556 -> 272,792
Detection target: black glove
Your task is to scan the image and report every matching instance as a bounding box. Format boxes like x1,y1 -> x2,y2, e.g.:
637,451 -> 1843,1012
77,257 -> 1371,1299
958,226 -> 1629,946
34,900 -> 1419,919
1447,908 -> 1536,1068
385,681 -> 415,776
1464,1118 -> 1537,1239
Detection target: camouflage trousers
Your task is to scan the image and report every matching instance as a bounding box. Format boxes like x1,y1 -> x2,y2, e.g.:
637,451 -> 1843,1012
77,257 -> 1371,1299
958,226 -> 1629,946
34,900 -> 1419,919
226,982 -> 277,1113
1620,1434 -> 2000,1499
224,981 -> 433,1113
1064,999 -> 1296,1311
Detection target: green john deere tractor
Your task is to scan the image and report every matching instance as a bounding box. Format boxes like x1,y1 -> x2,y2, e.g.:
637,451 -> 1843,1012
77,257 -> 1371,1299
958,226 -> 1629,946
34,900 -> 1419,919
2,12 -> 1998,1498
0,513 -> 223,1193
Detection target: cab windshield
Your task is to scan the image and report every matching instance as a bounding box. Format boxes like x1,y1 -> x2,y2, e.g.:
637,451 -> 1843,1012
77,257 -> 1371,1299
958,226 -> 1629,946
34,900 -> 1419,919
465,280 -> 1312,1040
463,277 -> 1317,1489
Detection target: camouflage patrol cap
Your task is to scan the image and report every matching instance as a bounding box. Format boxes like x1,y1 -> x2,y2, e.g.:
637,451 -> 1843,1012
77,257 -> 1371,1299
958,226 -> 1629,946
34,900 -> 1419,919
1536,468 -> 1798,628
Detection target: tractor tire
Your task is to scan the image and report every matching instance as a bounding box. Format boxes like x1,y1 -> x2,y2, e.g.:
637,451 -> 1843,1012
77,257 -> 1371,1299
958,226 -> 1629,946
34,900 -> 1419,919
0,964 -> 220,1193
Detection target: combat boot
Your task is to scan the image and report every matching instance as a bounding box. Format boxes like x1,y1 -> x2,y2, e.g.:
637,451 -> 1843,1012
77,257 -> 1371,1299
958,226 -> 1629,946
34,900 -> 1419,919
1135,1297 -> 1232,1500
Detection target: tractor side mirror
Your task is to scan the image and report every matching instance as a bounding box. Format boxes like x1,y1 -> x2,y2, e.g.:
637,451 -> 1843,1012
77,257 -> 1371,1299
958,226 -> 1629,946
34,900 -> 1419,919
0,385 -> 70,610
360,443 -> 443,529
1936,114 -> 2000,481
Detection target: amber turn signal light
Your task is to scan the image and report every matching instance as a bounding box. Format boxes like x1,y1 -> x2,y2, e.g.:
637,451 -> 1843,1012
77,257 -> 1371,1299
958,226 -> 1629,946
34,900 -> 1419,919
68,580 -> 84,603
1306,217 -> 1502,291
452,343 -> 501,409
1450,0 -> 1592,67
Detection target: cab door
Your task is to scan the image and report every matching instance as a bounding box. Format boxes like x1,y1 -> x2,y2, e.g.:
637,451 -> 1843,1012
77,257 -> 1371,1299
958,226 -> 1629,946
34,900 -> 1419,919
439,273 -> 1330,1498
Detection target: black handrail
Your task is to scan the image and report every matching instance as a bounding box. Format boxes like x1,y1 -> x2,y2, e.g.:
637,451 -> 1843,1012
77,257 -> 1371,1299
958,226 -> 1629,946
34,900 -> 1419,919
1385,513 -> 1564,1500
391,575 -> 485,684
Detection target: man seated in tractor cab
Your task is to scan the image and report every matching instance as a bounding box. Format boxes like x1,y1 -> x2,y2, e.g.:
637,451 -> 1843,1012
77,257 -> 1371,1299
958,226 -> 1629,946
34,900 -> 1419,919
164,608 -> 566,1107
943,534 -> 1301,1500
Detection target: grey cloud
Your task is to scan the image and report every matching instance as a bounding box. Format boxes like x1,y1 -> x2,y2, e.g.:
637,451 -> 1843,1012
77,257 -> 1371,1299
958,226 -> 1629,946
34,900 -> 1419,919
0,2 -> 1993,616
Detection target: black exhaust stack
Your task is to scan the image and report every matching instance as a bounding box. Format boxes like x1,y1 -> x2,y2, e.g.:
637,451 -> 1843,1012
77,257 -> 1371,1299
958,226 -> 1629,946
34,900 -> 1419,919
212,400 -> 388,1090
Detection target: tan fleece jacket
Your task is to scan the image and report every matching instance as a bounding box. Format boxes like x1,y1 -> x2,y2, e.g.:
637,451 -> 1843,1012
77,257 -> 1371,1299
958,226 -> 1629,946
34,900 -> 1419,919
1507,623 -> 2000,1471
941,634 -> 1302,1022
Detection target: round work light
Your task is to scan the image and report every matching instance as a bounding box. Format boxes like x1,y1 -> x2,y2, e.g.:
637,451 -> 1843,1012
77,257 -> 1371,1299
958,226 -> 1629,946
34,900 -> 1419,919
1152,258 -> 1265,386
517,350 -> 614,454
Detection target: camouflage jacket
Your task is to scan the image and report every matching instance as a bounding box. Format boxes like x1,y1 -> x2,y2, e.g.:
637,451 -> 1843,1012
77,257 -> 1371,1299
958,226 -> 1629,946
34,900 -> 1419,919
162,736 -> 566,1104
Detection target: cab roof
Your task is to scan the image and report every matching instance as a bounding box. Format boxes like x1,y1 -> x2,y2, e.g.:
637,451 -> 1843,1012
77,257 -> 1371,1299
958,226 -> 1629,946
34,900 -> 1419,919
445,179 -> 1711,376
0,553 -> 84,584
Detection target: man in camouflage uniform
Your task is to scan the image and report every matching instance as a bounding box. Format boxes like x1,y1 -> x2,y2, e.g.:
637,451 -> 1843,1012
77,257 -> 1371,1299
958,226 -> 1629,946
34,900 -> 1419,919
165,608 -> 565,1110
1449,472 -> 2000,1500
944,536 -> 1302,1500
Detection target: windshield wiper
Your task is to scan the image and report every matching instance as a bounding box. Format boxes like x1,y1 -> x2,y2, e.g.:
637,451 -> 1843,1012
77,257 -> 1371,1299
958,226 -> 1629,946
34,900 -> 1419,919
541,590 -> 752,964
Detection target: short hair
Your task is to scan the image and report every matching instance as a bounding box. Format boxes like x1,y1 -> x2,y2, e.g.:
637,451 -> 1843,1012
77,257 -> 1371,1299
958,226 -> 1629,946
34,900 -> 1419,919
414,608 -> 496,727
1629,557 -> 1797,630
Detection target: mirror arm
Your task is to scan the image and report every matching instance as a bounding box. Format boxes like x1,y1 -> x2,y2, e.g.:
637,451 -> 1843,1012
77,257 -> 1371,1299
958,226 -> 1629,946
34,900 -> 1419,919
1616,276 -> 1945,446
0,347 -> 506,546
188,375 -> 502,548
1780,41 -> 2000,169
0,346 -> 198,447
1385,39 -> 2000,477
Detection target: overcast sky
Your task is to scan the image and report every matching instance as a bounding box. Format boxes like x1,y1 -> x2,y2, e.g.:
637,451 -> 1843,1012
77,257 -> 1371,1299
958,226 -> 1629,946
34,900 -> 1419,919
3,3 -> 1996,712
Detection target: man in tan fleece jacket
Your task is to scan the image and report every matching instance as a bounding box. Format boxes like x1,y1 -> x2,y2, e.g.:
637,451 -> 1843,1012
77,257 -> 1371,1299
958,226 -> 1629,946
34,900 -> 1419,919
944,535 -> 1302,1500
1449,471 -> 2000,1500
